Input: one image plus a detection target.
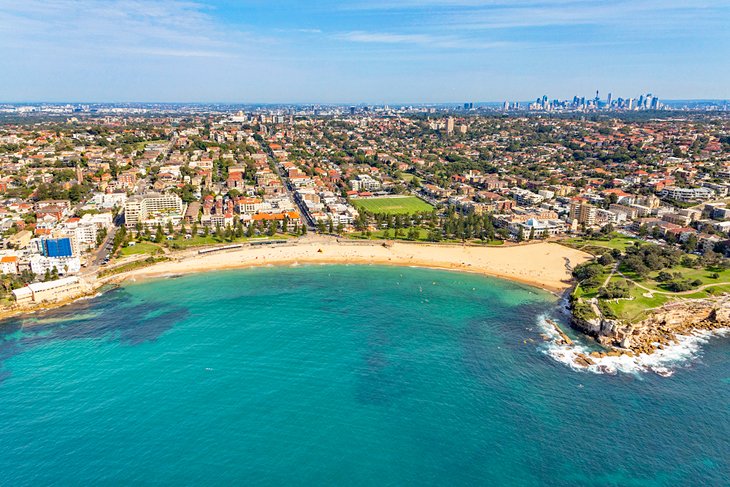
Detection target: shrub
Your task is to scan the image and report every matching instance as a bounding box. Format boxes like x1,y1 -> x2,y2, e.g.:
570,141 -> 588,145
573,262 -> 604,281
572,301 -> 598,322
599,280 -> 631,299
656,271 -> 673,282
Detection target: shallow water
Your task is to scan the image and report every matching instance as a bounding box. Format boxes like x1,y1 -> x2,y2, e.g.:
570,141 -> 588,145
0,266 -> 728,486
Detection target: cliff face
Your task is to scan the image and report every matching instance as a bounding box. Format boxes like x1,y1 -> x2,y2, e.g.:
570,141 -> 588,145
571,295 -> 730,355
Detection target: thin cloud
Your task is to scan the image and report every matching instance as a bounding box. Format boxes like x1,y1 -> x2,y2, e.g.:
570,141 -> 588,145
0,0 -> 237,58
336,30 -> 512,49
121,48 -> 233,58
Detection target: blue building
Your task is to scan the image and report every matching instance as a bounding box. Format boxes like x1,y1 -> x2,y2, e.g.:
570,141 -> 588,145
41,238 -> 73,258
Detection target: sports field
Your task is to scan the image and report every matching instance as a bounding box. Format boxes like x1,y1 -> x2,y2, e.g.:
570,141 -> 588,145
351,196 -> 434,215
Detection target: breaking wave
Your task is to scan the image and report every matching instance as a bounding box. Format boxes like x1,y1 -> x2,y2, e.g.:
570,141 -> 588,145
536,314 -> 729,377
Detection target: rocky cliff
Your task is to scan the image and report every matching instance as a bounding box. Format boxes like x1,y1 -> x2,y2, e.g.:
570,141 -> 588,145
571,294 -> 730,355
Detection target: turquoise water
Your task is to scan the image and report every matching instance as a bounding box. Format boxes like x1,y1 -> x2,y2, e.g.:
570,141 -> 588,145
0,265 -> 728,486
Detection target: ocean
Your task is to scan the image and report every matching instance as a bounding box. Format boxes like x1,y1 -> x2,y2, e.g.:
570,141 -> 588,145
0,265 -> 728,486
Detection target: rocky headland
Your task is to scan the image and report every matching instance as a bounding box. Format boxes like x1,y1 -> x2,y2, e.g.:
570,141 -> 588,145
571,294 -> 730,359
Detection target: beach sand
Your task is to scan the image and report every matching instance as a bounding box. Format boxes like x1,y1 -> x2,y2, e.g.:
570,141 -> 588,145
119,236 -> 592,293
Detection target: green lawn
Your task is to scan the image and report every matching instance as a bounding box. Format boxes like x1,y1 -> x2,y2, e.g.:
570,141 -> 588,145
351,196 -> 434,215
133,139 -> 167,151
620,264 -> 730,292
603,282 -> 672,322
348,228 -> 431,241
600,267 -> 730,322
165,234 -> 291,249
119,242 -> 163,256
561,234 -> 640,254
347,227 -> 503,245
396,172 -> 416,182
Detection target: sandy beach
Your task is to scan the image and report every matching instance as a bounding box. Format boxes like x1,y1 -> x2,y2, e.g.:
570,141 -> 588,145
118,236 -> 592,293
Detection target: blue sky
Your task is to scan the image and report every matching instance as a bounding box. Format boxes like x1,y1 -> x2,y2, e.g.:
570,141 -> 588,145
1,0 -> 728,103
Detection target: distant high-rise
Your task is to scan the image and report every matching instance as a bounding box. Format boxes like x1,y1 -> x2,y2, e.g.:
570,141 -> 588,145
524,91 -> 660,112
446,117 -> 455,134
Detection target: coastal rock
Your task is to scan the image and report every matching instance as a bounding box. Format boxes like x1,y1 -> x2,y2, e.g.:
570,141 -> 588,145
574,353 -> 595,367
571,294 -> 730,356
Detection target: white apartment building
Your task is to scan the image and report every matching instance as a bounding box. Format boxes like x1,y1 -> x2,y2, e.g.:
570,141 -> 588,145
29,254 -> 81,276
91,192 -> 128,209
659,186 -> 715,202
125,193 -> 186,228
350,175 -> 381,192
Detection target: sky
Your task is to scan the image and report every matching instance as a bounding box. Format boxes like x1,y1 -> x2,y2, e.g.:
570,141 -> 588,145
1,0 -> 729,103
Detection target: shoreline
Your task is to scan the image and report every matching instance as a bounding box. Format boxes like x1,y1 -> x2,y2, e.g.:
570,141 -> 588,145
115,236 -> 589,294
3,236 -> 728,375
118,256 -> 569,295
1,237 -> 592,322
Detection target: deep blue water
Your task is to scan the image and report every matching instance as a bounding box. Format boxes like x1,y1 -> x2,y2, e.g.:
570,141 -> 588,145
0,266 -> 728,486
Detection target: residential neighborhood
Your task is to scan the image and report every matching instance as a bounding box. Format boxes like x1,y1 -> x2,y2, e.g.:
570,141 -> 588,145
1,107 -> 729,304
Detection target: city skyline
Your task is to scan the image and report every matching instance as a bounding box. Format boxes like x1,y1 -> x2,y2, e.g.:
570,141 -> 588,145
1,1 -> 729,103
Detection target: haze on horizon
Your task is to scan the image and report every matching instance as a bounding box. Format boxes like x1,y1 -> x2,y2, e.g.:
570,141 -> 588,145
1,0 -> 728,104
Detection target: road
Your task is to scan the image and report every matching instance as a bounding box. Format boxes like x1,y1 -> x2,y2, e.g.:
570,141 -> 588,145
81,214 -> 122,277
258,139 -> 316,230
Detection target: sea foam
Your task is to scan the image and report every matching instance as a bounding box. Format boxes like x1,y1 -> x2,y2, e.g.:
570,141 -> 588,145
536,314 -> 729,377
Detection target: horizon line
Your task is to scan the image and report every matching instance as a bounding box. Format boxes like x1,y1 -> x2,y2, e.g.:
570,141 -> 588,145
2,99 -> 729,106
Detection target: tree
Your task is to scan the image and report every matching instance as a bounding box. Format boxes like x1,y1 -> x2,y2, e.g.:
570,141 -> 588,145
599,280 -> 630,299
656,271 -> 674,282
96,227 -> 108,247
572,262 -> 604,282
155,224 -> 165,243
517,227 -> 525,242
